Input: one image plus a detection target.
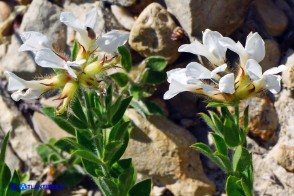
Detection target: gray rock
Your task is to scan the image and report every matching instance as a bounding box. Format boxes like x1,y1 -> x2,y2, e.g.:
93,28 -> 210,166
254,0 -> 288,36
0,96 -> 43,176
124,109 -> 216,196
272,144 -> 294,172
0,2 -> 11,23
282,51 -> 294,90
102,0 -> 136,7
111,5 -> 135,30
128,3 -> 181,63
164,0 -> 251,39
20,0 -> 66,50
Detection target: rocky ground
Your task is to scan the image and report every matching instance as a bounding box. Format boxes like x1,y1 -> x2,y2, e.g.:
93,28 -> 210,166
0,0 -> 294,195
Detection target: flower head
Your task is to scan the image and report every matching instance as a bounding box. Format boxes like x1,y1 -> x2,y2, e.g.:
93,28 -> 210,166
18,31 -> 52,53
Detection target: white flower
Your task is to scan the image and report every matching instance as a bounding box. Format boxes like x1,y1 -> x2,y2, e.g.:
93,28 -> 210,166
186,62 -> 235,94
178,29 -> 227,65
220,32 -> 265,66
35,48 -> 86,78
18,31 -> 52,53
60,9 -> 98,50
163,68 -> 202,99
60,9 -> 129,52
4,71 -> 50,101
245,59 -> 287,94
95,30 -> 130,53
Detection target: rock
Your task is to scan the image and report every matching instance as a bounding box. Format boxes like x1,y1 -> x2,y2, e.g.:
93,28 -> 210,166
128,0 -> 155,15
5,145 -> 22,171
272,144 -> 294,172
124,109 -> 215,196
242,97 -> 279,141
0,96 -> 42,175
254,0 -> 288,36
0,2 -> 11,23
32,112 -> 69,143
260,40 -> 281,71
20,0 -> 66,50
102,0 -> 136,7
282,51 -> 294,90
111,5 -> 135,30
16,0 -> 32,5
0,34 -> 36,79
164,0 -> 251,39
128,3 -> 181,63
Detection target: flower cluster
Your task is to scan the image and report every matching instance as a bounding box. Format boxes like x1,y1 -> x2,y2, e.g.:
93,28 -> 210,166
164,29 -> 287,103
5,9 -> 129,114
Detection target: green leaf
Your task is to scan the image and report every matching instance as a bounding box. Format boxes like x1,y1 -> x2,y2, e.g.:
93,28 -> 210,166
68,114 -> 88,129
76,129 -> 98,154
71,93 -> 87,122
110,72 -> 129,87
54,137 -> 80,153
143,99 -> 164,115
41,107 -> 75,135
232,146 -> 251,173
5,171 -> 20,196
210,111 -> 224,135
0,132 -> 9,163
210,133 -> 227,156
223,119 -> 241,148
109,121 -> 130,142
214,152 -> 232,173
111,96 -> 132,125
199,113 -> 218,134
130,85 -> 142,99
129,179 -> 152,196
118,165 -> 136,195
97,177 -> 119,196
105,85 -> 113,110
226,175 -> 246,196
118,45 -> 132,72
111,158 -> 132,177
191,143 -> 225,171
55,167 -> 84,187
36,144 -> 52,163
145,56 -> 167,71
71,40 -> 79,61
243,105 -> 249,131
207,102 -> 232,107
142,70 -> 166,84
71,150 -> 103,165
0,162 -> 11,195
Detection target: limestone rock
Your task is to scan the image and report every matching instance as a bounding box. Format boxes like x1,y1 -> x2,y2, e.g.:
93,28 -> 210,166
32,112 -> 69,143
273,144 -> 294,172
20,0 -> 66,50
102,0 -> 136,7
282,51 -> 294,90
128,3 -> 181,64
255,0 -> 288,36
0,2 -> 12,23
0,96 -> 42,175
164,0 -> 251,39
5,145 -> 22,171
260,40 -> 281,71
124,109 -> 215,196
111,5 -> 135,30
242,97 -> 279,141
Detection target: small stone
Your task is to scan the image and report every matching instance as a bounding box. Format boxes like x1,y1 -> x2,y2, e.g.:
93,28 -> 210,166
255,0 -> 288,36
260,40 -> 281,71
164,0 -> 251,39
102,0 -> 136,7
128,0 -> 155,15
20,0 -> 66,51
32,112 -> 69,143
282,51 -> 294,90
241,97 -> 279,141
128,3 -> 181,64
273,144 -> 294,172
0,2 -> 11,22
124,109 -> 215,196
111,5 -> 135,30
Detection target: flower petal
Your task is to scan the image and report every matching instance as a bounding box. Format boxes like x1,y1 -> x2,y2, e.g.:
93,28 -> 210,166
245,59 -> 263,80
64,64 -> 77,78
19,31 -> 51,52
210,63 -> 227,78
60,12 -> 84,33
163,79 -> 197,99
263,65 -> 288,75
4,71 -> 27,91
35,48 -> 65,69
186,62 -> 212,79
11,89 -> 43,101
245,32 -> 265,63
95,30 -> 129,53
84,9 -> 98,29
219,73 -> 235,94
263,74 -> 282,94
203,29 -> 226,63
201,84 -> 220,94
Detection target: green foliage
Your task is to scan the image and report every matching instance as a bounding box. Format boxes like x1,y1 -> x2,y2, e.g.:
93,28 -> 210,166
194,105 -> 253,196
118,45 -> 132,72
